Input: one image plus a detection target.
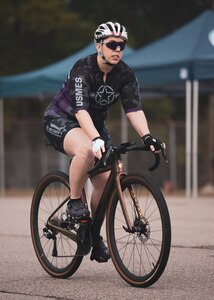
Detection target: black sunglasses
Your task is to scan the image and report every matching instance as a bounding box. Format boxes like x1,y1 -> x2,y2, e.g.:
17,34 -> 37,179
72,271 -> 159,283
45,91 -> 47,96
102,41 -> 126,51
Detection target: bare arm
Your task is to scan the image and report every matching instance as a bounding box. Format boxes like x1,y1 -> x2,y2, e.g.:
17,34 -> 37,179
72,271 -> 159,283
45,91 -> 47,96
126,110 -> 150,137
75,110 -> 100,140
127,110 -> 165,152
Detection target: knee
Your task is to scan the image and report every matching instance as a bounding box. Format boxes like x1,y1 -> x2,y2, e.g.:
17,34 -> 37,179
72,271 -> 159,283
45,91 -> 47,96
76,146 -> 94,163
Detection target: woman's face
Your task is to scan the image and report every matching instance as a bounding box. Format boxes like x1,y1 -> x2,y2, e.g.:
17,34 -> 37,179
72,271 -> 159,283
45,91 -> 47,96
96,36 -> 126,65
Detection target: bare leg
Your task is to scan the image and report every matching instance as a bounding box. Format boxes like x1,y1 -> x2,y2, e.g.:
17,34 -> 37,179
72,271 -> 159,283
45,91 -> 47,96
90,172 -> 110,216
64,127 -> 110,263
63,128 -> 94,199
63,127 -> 109,226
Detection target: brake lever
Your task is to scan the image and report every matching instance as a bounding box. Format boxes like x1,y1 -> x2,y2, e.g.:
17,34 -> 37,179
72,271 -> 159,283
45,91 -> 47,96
149,142 -> 168,171
160,144 -> 168,164
103,147 -> 113,166
87,147 -> 113,175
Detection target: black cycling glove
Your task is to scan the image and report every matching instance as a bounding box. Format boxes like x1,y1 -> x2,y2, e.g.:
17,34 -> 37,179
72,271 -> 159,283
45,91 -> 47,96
142,134 -> 163,152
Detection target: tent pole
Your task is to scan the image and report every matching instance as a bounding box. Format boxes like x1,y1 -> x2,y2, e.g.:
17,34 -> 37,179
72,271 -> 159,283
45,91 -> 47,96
192,80 -> 199,198
185,81 -> 192,198
168,121 -> 177,187
0,98 -> 5,197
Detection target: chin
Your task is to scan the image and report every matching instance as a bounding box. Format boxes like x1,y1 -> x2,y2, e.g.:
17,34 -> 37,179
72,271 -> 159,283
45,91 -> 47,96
111,60 -> 120,65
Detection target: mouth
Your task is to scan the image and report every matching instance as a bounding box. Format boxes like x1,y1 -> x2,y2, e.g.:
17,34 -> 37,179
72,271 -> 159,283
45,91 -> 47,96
112,55 -> 120,61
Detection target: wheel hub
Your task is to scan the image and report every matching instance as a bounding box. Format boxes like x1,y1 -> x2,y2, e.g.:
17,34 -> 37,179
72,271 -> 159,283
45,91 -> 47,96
133,218 -> 150,242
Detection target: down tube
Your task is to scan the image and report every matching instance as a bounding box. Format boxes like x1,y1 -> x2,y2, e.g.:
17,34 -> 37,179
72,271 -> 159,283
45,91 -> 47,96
90,171 -> 116,238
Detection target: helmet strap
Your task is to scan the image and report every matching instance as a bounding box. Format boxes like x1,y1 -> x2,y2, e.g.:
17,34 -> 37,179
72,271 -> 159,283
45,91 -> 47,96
98,44 -> 116,67
100,53 -> 116,67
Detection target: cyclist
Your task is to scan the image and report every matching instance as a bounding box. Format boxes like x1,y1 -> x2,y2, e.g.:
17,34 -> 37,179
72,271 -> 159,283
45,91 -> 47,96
43,21 -> 164,263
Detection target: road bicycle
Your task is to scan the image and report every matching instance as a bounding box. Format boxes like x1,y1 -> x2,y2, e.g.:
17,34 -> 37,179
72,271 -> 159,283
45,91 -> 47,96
30,141 -> 171,288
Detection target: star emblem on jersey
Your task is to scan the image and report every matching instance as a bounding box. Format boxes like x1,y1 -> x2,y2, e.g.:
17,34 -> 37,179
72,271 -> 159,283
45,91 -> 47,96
95,85 -> 116,106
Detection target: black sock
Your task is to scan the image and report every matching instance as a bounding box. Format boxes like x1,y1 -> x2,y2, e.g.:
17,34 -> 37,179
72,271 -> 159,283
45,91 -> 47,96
70,198 -> 81,201
68,198 -> 81,206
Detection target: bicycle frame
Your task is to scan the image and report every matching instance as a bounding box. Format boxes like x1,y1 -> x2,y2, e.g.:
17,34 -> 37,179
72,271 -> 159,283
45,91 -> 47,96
90,159 -> 123,239
45,158 -> 137,243
46,144 -> 158,244
90,157 -> 143,239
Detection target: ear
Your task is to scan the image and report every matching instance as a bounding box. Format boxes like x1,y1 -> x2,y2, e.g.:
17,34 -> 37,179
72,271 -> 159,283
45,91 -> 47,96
95,43 -> 101,52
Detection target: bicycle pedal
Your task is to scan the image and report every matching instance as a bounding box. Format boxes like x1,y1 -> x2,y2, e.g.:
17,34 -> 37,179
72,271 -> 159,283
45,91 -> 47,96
79,217 -> 91,223
90,254 -> 110,263
69,215 -> 91,223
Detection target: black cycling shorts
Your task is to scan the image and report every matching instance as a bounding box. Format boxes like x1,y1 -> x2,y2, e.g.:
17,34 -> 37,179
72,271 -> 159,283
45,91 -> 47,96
43,116 -> 111,154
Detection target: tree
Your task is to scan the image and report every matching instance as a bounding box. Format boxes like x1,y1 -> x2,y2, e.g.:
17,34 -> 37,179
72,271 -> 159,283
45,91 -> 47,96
70,0 -> 214,47
0,0 -> 95,75
1,0 -> 213,74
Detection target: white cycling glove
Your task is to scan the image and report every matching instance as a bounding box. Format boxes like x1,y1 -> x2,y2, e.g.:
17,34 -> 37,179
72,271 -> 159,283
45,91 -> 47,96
92,137 -> 105,156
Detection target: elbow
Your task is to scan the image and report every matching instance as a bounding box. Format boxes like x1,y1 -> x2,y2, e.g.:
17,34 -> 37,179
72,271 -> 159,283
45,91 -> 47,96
75,109 -> 89,119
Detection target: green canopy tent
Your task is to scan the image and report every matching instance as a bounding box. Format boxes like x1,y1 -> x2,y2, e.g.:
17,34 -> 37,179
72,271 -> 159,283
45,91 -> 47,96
0,43 -> 134,195
126,10 -> 214,197
0,43 -> 134,97
126,10 -> 214,85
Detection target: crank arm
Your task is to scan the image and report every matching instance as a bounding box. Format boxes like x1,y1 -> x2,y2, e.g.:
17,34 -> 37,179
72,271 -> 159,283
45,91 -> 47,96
47,217 -> 77,243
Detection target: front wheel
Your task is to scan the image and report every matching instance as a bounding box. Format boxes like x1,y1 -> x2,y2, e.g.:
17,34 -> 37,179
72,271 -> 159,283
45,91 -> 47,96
106,173 -> 171,287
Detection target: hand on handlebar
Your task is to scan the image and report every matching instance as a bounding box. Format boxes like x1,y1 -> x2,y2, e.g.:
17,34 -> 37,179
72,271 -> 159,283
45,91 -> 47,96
92,137 -> 105,159
142,134 -> 168,164
142,134 -> 165,153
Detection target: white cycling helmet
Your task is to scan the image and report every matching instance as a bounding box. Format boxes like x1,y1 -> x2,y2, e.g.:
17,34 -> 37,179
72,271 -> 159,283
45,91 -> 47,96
94,21 -> 128,42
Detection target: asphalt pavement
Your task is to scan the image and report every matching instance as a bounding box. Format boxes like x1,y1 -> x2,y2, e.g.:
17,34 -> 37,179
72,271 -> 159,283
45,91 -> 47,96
0,195 -> 214,300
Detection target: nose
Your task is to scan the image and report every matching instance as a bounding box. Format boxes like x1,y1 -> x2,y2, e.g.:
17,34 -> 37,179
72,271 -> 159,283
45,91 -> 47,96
115,46 -> 121,51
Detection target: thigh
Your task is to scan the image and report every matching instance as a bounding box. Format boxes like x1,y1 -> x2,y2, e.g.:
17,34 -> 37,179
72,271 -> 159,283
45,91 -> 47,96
44,117 -> 80,154
63,127 -> 92,157
64,124 -> 112,157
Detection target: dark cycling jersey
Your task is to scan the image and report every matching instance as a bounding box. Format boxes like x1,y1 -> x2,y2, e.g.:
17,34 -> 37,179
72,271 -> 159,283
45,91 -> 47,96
44,53 -> 142,127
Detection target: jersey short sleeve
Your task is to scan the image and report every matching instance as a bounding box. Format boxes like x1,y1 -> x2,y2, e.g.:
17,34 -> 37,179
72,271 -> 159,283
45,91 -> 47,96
67,60 -> 92,114
120,70 -> 142,114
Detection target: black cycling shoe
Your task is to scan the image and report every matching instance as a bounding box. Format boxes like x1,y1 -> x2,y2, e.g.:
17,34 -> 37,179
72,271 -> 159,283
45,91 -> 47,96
66,199 -> 90,219
90,236 -> 111,263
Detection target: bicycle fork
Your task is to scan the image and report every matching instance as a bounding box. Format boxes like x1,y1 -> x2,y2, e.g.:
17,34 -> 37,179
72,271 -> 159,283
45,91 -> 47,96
115,160 -> 146,233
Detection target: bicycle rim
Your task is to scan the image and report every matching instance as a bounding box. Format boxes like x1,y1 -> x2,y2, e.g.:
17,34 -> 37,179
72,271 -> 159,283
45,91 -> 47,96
107,173 -> 171,287
30,171 -> 83,278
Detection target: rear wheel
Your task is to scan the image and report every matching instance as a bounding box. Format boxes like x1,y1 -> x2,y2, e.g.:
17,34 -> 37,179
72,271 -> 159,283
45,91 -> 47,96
106,173 -> 171,287
30,171 -> 86,278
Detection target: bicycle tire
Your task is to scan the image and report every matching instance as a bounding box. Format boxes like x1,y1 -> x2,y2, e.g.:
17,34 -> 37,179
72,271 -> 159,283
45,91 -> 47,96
106,173 -> 171,287
30,171 -> 84,278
